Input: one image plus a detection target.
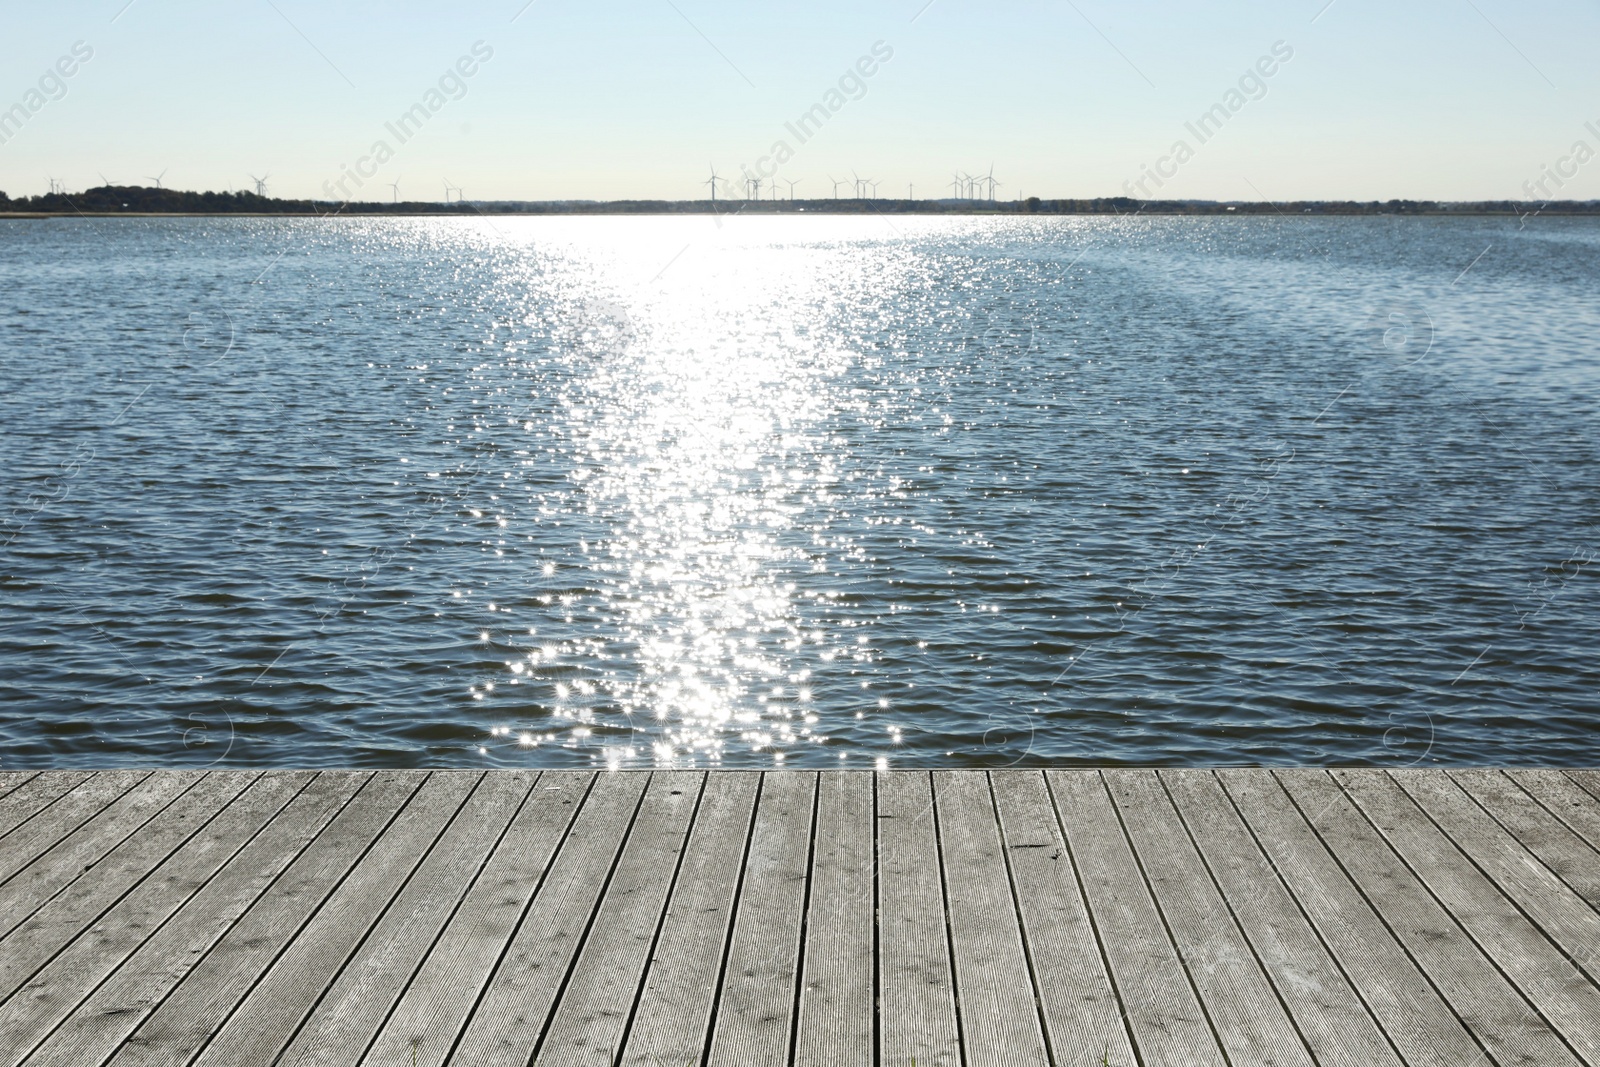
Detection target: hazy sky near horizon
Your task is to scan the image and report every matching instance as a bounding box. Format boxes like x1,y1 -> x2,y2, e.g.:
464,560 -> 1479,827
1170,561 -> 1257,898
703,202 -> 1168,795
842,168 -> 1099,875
3,0 -> 1599,202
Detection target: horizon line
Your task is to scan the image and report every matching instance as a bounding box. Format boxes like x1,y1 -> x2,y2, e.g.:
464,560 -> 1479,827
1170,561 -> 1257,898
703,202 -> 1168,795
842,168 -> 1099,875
4,185 -> 1599,218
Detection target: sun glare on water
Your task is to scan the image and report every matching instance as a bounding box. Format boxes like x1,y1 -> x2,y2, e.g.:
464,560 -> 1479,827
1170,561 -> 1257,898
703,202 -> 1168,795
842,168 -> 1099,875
470,217 -> 907,767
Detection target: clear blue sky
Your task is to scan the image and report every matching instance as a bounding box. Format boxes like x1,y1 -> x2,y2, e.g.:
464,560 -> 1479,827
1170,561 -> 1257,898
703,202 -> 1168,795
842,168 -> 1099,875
3,0 -> 1598,202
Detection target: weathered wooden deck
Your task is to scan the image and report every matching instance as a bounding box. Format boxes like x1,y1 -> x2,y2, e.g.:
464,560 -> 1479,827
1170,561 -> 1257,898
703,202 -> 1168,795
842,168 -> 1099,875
1,769 -> 1598,1066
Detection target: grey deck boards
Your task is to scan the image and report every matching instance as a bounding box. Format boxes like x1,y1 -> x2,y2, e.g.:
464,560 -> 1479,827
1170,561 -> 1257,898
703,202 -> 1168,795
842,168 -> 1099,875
1217,769 -> 1481,1067
21,770 -> 333,1067
1277,770 -> 1583,1067
107,770 -> 407,1067
0,772 -> 97,842
535,770 -> 702,1066
793,771 -> 874,1067
616,772 -> 756,1067
451,770 -> 649,1067
1158,770 -> 1402,1067
278,770 -> 540,1067
706,770 -> 816,1067
1105,769 -> 1317,1067
190,772 -> 480,1067
876,769 -> 959,1067
990,771 -> 1134,1067
1050,769 -> 1227,1067
0,770 -> 1596,1066
933,770 -> 1049,1067
362,771 -> 592,1067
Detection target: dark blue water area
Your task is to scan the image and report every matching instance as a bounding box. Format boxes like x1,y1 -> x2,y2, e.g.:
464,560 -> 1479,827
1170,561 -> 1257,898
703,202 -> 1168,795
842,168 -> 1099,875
0,214 -> 1595,768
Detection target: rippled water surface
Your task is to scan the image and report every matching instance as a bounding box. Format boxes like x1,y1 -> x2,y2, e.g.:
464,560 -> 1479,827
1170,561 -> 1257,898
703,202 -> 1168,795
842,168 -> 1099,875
2,215 -> 1597,768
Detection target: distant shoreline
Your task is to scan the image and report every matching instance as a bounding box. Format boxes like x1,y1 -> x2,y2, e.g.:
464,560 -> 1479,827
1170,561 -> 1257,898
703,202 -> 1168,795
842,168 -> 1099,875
8,206 -> 1600,219
3,186 -> 1599,218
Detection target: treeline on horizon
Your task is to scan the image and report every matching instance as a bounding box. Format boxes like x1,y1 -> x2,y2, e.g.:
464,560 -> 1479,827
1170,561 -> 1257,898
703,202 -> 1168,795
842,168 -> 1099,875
4,184 -> 1599,217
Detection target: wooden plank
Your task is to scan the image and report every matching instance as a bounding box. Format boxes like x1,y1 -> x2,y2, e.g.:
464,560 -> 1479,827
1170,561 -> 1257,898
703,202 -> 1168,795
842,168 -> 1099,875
1134,772 -> 1325,1055
0,770 -> 146,884
0,771 -> 94,841
618,772 -> 759,1067
0,770 -> 320,1067
1512,769 -> 1600,854
1158,770 -> 1400,1067
277,770 -> 538,1067
1047,769 -> 1224,1067
1106,770 -> 1317,1067
990,770 -> 1134,1067
449,770 -> 650,1067
361,772 -> 593,1067
107,770 -> 416,1067
1273,770 -> 1582,1067
793,772 -> 874,1067
0,773 -> 255,998
186,772 -> 479,1067
0,772 -> 38,802
1567,769 -> 1600,804
1219,770 -> 1481,1067
0,771 -> 208,942
877,771 -> 959,1067
11,766 -> 1600,1067
1452,770 -> 1600,910
705,771 -> 817,1067
537,771 -> 704,1066
1341,769 -> 1600,1061
934,770 -> 1048,1067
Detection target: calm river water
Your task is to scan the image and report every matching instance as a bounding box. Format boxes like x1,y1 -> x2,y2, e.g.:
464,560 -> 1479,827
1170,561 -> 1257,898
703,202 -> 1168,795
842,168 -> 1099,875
1,215 -> 1596,767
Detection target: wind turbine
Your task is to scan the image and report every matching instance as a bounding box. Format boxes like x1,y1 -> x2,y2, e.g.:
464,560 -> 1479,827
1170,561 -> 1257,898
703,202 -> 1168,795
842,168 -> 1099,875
783,177 -> 801,201
705,165 -> 722,202
97,171 -> 116,189
387,178 -> 401,204
828,175 -> 845,199
950,174 -> 962,198
746,175 -> 761,199
145,169 -> 167,190
908,183 -> 914,200
249,173 -> 270,196
46,176 -> 61,195
868,180 -> 881,199
984,164 -> 998,200
443,179 -> 457,203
